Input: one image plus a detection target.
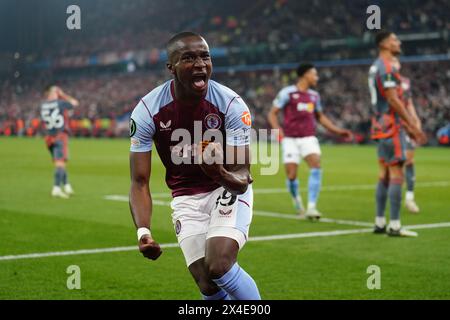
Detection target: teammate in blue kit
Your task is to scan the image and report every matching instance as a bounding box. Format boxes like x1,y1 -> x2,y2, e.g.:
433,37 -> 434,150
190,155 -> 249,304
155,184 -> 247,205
268,63 -> 352,219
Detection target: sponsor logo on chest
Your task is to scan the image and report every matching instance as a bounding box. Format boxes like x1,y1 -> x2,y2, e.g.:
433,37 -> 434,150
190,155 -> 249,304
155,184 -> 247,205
160,120 -> 172,132
296,102 -> 315,113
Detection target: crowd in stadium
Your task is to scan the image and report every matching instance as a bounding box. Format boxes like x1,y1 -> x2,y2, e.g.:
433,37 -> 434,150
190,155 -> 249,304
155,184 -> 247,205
1,60 -> 449,143
40,0 -> 449,58
1,0 -> 449,143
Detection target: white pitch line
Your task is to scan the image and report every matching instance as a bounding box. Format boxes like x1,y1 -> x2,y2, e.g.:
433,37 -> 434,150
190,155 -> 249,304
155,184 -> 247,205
0,229 -> 372,261
104,195 -> 129,201
1,229 -> 367,261
0,243 -> 179,262
1,222 -> 450,262
405,222 -> 450,230
250,228 -> 373,241
126,181 -> 450,199
252,180 -> 450,194
253,210 -> 374,227
104,195 -> 171,206
105,195 -> 376,227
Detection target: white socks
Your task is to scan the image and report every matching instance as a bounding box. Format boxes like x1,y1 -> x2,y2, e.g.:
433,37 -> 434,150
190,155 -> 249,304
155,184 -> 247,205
377,218 -> 402,230
405,191 -> 414,201
307,202 -> 316,210
388,220 -> 401,230
375,217 -> 386,228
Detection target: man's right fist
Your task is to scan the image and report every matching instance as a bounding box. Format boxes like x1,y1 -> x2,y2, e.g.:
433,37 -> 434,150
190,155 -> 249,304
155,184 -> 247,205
139,235 -> 162,260
411,127 -> 428,146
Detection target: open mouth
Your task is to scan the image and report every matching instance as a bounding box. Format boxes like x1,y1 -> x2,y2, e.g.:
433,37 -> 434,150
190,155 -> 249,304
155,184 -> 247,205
192,74 -> 207,90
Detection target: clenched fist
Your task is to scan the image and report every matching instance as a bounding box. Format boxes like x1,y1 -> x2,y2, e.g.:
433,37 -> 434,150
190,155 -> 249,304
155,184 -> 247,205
197,142 -> 225,181
139,235 -> 162,260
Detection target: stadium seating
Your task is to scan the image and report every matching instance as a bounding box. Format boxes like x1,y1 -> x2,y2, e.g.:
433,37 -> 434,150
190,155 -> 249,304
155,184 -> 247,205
1,0 -> 449,142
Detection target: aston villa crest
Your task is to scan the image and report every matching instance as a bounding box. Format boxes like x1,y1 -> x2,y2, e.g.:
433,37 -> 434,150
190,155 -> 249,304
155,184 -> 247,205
204,113 -> 222,129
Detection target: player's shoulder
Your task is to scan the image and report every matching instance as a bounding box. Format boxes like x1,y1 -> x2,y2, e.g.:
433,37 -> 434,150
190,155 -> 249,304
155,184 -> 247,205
374,57 -> 393,74
40,99 -> 57,109
206,80 -> 247,114
57,99 -> 73,108
137,80 -> 173,117
369,58 -> 381,70
306,89 -> 321,107
307,88 -> 320,97
278,84 -> 298,96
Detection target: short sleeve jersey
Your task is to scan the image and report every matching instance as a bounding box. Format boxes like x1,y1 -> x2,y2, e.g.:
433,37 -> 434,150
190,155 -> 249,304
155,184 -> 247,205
40,100 -> 73,136
130,80 -> 252,197
273,86 -> 323,138
368,58 -> 404,139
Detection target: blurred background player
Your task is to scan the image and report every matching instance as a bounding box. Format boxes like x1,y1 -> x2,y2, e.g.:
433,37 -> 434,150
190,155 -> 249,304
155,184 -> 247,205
437,124 -> 450,146
391,56 -> 422,213
267,63 -> 352,219
368,31 -> 426,237
40,85 -> 79,198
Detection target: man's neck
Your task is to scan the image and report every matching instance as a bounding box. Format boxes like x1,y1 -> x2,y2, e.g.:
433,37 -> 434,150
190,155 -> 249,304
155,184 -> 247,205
379,50 -> 393,61
173,80 -> 203,106
296,79 -> 309,92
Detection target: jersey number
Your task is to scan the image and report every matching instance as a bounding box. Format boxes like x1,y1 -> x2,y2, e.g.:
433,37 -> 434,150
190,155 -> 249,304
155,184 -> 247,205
41,108 -> 64,130
215,190 -> 237,209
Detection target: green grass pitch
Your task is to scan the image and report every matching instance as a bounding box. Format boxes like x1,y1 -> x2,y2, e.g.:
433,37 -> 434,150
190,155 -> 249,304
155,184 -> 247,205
0,137 -> 449,299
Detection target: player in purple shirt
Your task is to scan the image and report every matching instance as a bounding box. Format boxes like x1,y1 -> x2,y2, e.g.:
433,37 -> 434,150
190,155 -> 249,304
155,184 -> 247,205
268,63 -> 352,219
129,32 -> 260,300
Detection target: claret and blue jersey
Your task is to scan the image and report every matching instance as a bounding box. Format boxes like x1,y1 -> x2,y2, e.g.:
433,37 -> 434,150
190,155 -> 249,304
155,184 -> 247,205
130,79 -> 252,197
272,85 -> 323,138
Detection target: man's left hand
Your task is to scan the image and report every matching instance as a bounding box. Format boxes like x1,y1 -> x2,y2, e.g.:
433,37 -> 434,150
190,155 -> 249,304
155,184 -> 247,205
339,129 -> 354,141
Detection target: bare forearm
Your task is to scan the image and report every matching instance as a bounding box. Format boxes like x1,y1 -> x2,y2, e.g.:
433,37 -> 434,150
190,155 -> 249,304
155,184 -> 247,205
60,92 -> 79,106
215,166 -> 251,195
407,99 -> 421,130
268,109 -> 281,130
129,182 -> 152,229
318,114 -> 344,135
388,96 -> 415,127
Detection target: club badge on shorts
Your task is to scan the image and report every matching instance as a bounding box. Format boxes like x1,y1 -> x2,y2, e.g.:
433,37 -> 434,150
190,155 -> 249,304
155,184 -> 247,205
175,220 -> 181,235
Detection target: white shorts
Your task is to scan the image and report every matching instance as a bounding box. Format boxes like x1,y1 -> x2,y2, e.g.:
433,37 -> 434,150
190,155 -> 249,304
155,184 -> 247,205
282,136 -> 321,164
170,185 -> 253,266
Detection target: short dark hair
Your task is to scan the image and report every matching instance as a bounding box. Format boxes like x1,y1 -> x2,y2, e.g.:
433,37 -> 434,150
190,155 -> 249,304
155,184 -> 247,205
43,84 -> 55,94
166,31 -> 203,61
375,30 -> 393,47
296,63 -> 315,78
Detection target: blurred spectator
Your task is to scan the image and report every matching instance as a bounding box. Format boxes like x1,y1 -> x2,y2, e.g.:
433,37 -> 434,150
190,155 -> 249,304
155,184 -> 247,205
1,0 -> 449,142
1,60 -> 449,143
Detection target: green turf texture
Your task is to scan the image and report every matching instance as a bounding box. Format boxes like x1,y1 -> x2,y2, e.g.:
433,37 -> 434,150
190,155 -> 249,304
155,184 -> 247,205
0,137 -> 449,299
